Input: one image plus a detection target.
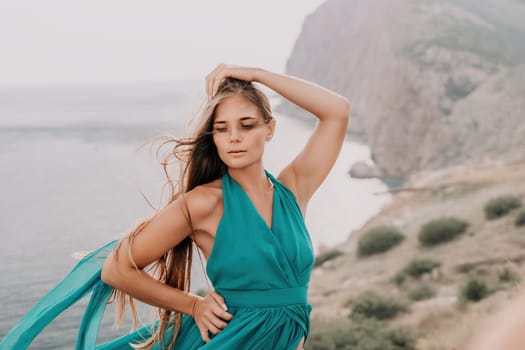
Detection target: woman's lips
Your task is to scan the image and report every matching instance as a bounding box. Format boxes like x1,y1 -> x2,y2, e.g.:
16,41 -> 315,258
228,150 -> 246,156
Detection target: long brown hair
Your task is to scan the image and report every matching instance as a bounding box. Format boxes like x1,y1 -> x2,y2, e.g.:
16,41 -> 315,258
108,77 -> 274,349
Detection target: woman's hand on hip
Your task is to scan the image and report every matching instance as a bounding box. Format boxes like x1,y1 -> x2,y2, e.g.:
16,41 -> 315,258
205,63 -> 263,98
192,291 -> 233,343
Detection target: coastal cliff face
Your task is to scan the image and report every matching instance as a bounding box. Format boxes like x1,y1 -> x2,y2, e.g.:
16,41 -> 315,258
277,0 -> 525,178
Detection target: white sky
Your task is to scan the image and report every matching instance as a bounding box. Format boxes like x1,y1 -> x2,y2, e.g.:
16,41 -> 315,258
0,1 -> 325,86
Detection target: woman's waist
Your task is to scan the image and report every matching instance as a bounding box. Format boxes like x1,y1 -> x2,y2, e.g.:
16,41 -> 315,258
216,285 -> 308,308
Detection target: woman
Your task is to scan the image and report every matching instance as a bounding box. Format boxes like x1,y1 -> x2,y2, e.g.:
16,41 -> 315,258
1,63 -> 350,349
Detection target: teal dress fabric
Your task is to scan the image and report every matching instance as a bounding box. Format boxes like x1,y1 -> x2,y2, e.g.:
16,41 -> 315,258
0,169 -> 315,349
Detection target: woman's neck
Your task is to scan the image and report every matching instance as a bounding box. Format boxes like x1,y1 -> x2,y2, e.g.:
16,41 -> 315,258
227,164 -> 272,195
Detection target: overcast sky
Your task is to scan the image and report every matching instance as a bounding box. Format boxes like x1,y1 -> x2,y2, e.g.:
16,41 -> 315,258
0,1 -> 325,86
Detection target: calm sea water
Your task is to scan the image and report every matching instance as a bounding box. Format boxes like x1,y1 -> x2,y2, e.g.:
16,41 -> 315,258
0,81 -> 390,348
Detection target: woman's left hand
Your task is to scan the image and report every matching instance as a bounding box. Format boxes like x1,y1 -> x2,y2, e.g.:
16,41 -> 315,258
205,63 -> 261,98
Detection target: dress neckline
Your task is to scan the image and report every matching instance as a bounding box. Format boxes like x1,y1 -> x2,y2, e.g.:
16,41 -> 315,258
225,169 -> 277,232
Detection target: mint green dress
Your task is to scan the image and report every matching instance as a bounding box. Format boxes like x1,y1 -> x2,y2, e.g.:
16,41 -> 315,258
0,169 -> 315,349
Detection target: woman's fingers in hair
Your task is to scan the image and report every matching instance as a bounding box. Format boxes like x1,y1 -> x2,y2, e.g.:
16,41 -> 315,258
206,63 -> 228,98
211,70 -> 229,98
205,63 -> 261,98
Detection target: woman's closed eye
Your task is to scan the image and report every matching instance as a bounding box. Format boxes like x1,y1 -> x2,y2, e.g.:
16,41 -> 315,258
214,124 -> 257,133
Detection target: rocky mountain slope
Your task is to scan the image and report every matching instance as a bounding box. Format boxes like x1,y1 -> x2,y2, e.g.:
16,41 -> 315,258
307,160 -> 525,349
277,0 -> 525,179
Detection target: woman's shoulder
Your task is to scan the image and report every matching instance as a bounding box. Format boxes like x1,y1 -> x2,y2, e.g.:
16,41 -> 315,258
184,178 -> 223,219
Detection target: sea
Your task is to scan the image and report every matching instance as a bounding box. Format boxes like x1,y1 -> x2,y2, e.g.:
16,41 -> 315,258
0,80 -> 391,348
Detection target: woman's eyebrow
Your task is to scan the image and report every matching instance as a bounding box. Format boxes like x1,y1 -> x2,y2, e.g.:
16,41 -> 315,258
214,116 -> 257,124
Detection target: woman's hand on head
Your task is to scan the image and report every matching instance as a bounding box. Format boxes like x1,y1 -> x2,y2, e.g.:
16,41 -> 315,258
192,291 -> 233,343
206,63 -> 262,98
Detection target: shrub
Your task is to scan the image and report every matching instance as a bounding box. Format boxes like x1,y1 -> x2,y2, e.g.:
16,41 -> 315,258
460,274 -> 490,302
350,293 -> 407,320
307,317 -> 417,350
484,195 -> 522,220
403,258 -> 441,278
314,249 -> 344,268
515,209 -> 525,227
358,226 -> 405,257
418,217 -> 469,246
407,284 -> 436,301
392,271 -> 407,286
499,268 -> 520,285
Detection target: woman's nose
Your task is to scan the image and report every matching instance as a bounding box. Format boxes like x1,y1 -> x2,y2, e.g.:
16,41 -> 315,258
229,127 -> 241,142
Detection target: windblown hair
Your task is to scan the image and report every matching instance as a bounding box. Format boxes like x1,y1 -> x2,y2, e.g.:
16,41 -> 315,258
108,77 -> 274,349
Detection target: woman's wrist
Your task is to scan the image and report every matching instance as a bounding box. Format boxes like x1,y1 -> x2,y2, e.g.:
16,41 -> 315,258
252,67 -> 269,83
189,294 -> 204,318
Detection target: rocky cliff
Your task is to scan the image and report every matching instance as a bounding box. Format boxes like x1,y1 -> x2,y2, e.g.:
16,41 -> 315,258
277,0 -> 525,179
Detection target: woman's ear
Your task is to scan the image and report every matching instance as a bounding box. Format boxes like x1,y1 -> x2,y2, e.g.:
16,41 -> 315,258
266,118 -> 276,141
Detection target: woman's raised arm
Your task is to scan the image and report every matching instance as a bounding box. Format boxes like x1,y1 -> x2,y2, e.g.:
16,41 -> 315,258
254,68 -> 350,211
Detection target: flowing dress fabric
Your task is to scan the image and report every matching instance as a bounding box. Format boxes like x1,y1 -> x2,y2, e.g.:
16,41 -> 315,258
0,170 -> 315,349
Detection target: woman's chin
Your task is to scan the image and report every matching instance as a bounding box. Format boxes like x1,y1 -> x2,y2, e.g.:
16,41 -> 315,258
223,158 -> 260,170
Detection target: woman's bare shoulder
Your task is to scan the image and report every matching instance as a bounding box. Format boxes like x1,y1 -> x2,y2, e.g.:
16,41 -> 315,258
184,178 -> 223,220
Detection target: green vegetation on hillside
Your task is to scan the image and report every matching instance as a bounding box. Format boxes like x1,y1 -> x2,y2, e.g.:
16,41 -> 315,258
484,195 -> 522,220
403,258 -> 441,278
358,226 -> 405,257
314,249 -> 344,268
349,293 -> 407,320
418,217 -> 469,246
306,317 -> 417,350
407,284 -> 436,301
459,273 -> 491,302
514,208 -> 525,226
